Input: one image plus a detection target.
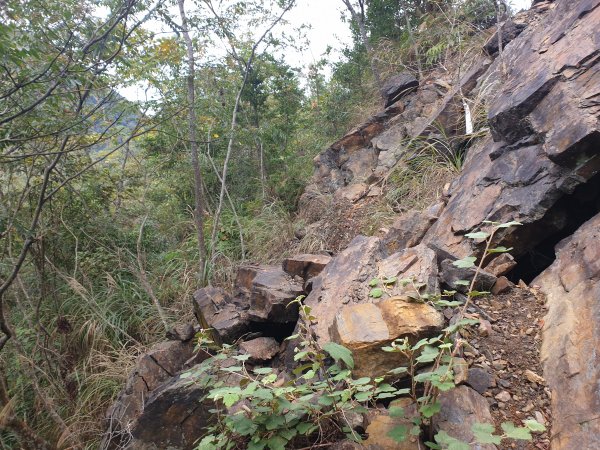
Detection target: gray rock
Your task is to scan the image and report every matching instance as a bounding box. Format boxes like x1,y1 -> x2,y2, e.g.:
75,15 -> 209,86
433,385 -> 497,450
536,211 -> 600,450
381,73 -> 419,108
467,367 -> 494,394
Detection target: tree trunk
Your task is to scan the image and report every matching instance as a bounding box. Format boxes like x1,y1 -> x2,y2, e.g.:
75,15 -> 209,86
341,0 -> 384,95
177,0 -> 208,285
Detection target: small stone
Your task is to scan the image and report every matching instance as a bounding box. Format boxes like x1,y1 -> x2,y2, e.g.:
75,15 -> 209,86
525,327 -> 535,335
467,368 -> 494,394
495,391 -> 512,402
493,359 -> 507,370
239,337 -> 280,362
534,411 -> 546,425
479,319 -> 493,337
453,357 -> 469,385
492,276 -> 514,295
523,402 -> 535,412
524,369 -> 545,385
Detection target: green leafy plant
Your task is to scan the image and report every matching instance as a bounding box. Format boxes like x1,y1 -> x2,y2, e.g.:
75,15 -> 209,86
187,297 -> 408,450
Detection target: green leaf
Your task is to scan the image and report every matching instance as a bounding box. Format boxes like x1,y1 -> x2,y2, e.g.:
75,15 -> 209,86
387,367 -> 409,375
454,279 -> 470,286
524,419 -> 546,433
435,299 -> 463,307
419,401 -> 441,418
278,428 -> 297,441
352,377 -> 372,385
323,342 -> 354,368
266,435 -> 287,450
265,415 -> 285,431
452,256 -> 477,269
468,290 -> 489,298
369,287 -> 384,298
487,246 -> 513,254
318,395 -> 335,406
296,422 -> 315,435
495,221 -> 522,228
444,318 -> 479,333
303,369 -> 316,380
387,425 -> 408,442
354,391 -> 372,402
253,367 -> 274,374
369,278 -> 380,287
230,416 -> 257,436
247,440 -> 266,450
434,431 -> 470,450
501,422 -> 532,440
222,392 -> 240,408
416,345 -> 440,364
472,423 -> 502,444
465,231 -> 489,240
383,276 -> 398,285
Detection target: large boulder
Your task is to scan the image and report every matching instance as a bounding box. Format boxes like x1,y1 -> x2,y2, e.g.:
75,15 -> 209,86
330,296 -> 444,378
381,73 -> 419,108
433,386 -> 497,450
101,340 -> 197,449
381,208 -> 440,255
304,235 -> 384,346
193,287 -> 249,344
282,254 -> 331,281
242,265 -> 304,324
377,244 -> 440,297
127,373 -> 212,450
424,0 -> 600,261
535,212 -> 600,450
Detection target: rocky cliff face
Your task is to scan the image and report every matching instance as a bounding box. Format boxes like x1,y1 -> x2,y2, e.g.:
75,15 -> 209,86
102,0 -> 599,448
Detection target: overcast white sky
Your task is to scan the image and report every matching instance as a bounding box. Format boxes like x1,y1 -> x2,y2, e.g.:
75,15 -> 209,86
119,0 -> 532,101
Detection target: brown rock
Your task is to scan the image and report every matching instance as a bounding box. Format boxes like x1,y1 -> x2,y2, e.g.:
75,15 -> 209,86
305,235 -> 384,346
101,340 -> 196,449
453,357 -> 469,385
330,296 -> 444,378
491,276 -> 514,295
485,253 -> 517,277
377,244 -> 440,296
523,369 -> 545,385
239,337 -> 280,362
334,182 -> 369,202
166,323 -> 196,342
433,385 -> 497,450
282,254 -> 331,281
495,390 -> 511,403
193,287 -> 249,344
245,266 -> 304,324
363,399 -> 422,449
536,211 -> 600,450
382,210 -> 438,254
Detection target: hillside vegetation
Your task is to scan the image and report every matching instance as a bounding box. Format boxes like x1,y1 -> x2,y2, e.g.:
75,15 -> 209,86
0,0 -> 542,448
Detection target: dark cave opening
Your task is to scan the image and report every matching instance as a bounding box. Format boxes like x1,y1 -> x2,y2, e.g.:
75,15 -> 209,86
248,320 -> 298,342
508,171 -> 600,284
